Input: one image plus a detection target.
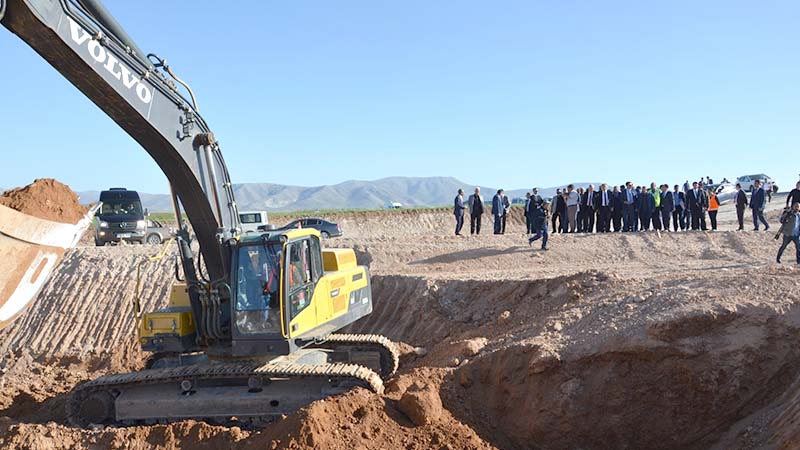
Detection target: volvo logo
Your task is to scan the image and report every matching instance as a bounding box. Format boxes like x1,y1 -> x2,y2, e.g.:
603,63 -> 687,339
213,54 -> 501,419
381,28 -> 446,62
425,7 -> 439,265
67,17 -> 153,104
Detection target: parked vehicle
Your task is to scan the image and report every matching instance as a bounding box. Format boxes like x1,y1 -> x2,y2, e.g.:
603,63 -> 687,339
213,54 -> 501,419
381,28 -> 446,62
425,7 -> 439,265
144,219 -> 174,245
736,174 -> 777,192
238,210 -> 269,233
384,202 -> 403,209
267,218 -> 343,238
711,183 -> 739,205
95,188 -> 149,245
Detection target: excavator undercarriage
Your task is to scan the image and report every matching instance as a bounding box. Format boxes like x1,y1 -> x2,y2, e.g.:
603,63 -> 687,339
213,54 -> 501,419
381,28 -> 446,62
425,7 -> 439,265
69,334 -> 399,427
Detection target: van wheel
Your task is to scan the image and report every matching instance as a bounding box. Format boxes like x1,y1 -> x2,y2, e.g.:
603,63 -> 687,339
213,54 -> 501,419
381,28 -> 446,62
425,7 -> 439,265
95,239 -> 105,247
321,231 -> 330,239
146,234 -> 162,245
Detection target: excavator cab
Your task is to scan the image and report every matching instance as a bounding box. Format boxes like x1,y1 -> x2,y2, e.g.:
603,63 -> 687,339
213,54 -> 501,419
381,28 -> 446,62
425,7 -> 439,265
140,228 -> 374,359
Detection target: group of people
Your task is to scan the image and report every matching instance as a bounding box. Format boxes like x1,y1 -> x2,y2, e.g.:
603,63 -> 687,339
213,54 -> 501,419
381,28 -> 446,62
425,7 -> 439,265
538,179 -> 774,234
452,180 -> 800,257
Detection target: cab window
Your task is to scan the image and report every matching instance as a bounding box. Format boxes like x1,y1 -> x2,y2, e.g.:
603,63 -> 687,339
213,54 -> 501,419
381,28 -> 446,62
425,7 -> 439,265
234,242 -> 282,335
286,238 -> 321,320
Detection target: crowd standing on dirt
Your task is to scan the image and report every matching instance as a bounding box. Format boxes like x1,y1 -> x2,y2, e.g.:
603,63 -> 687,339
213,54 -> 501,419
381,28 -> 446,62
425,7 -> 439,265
453,178 -> 800,259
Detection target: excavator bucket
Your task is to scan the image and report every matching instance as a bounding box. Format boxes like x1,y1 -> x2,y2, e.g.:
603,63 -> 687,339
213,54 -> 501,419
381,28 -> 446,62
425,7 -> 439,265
0,204 -> 97,329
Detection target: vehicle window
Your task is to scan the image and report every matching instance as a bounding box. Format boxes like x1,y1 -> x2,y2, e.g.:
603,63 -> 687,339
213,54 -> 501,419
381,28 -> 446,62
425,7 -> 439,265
311,219 -> 321,225
100,199 -> 143,217
234,242 -> 282,335
286,240 -> 315,320
239,213 -> 262,224
309,237 -> 323,279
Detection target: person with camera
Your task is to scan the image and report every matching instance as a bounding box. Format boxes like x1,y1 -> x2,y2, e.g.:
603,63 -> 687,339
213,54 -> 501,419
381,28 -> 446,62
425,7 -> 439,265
776,202 -> 800,265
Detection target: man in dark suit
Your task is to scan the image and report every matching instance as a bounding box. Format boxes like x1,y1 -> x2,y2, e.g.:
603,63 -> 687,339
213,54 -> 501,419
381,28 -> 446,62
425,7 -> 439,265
524,193 -> 532,234
686,181 -> 708,230
596,183 -> 612,232
671,185 -> 686,231
453,189 -> 466,236
531,187 -> 543,208
611,186 -> 624,232
492,189 -> 505,234
735,183 -> 748,231
581,184 -> 597,233
637,188 -> 655,230
750,179 -> 769,231
787,182 -> 800,208
553,189 -> 566,233
467,187 -> 484,235
659,184 -> 674,232
622,182 -> 637,232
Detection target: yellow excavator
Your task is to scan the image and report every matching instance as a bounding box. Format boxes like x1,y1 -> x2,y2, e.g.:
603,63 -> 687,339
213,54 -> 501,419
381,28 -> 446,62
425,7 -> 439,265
0,0 -> 398,426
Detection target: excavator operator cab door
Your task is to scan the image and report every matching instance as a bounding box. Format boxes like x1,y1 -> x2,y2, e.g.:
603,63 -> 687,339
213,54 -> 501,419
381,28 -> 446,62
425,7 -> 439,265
230,239 -> 289,356
282,236 -> 324,338
229,233 -> 324,357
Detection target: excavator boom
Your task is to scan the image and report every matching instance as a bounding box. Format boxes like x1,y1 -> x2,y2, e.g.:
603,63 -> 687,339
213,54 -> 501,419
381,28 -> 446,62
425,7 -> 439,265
0,0 -> 239,340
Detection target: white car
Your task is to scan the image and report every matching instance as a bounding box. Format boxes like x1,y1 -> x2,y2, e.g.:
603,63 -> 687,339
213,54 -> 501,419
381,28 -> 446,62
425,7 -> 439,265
736,174 -> 774,192
713,183 -> 739,205
238,210 -> 269,233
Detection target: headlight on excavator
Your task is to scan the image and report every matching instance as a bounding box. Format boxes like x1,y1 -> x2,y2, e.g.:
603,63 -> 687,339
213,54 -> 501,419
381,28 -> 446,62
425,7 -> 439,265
136,220 -> 147,229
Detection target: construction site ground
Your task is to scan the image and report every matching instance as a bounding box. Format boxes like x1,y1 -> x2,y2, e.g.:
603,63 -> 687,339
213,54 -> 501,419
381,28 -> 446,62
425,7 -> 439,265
1,188 -> 799,450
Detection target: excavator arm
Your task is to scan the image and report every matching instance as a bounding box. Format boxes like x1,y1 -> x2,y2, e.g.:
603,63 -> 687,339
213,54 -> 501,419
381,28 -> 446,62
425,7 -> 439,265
1,0 -> 240,343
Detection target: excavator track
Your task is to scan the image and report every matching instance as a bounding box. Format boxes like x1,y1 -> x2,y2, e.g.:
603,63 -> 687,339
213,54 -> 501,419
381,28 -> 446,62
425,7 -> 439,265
67,359 -> 383,427
318,333 -> 400,380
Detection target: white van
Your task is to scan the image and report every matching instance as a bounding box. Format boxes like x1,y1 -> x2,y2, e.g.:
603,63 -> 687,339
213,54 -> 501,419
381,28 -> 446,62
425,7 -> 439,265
238,210 -> 269,233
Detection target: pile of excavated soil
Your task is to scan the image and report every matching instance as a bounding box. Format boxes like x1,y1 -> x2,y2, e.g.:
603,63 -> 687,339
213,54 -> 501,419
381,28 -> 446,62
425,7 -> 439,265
0,179 -> 88,224
3,204 -> 800,449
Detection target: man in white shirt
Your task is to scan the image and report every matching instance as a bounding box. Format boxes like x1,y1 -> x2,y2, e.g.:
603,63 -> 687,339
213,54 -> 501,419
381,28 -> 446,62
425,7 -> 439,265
565,184 -> 579,233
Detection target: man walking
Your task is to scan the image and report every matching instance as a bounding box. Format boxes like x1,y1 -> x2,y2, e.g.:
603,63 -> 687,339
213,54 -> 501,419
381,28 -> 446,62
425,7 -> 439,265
751,180 -> 769,231
565,185 -> 579,233
735,183 -> 748,231
672,185 -> 686,231
687,182 -> 708,230
453,189 -> 465,236
660,184 -> 674,232
492,189 -> 505,235
776,202 -> 800,264
467,187 -> 484,235
596,184 -> 612,232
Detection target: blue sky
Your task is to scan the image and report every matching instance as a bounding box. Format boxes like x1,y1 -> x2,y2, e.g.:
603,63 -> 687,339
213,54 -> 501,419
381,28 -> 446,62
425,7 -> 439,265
1,1 -> 798,194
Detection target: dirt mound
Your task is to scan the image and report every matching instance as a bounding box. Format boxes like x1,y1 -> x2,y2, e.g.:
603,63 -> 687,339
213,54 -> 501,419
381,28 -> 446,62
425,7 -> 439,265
0,179 -> 88,224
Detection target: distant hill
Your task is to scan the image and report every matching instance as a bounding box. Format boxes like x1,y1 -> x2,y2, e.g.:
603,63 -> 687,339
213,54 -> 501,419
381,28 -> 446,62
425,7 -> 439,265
76,177 -> 605,212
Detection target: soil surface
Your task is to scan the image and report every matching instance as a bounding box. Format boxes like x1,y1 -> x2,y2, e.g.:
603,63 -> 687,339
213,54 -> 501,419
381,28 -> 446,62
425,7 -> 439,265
0,179 -> 88,224
1,192 -> 799,449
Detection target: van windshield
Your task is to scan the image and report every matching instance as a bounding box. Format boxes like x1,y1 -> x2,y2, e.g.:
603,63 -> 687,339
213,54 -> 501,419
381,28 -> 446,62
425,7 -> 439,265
100,200 -> 143,217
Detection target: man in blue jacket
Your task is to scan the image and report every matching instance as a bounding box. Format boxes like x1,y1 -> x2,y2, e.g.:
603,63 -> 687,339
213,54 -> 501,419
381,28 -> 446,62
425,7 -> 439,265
750,179 -> 770,231
637,188 -> 655,231
491,189 -> 505,234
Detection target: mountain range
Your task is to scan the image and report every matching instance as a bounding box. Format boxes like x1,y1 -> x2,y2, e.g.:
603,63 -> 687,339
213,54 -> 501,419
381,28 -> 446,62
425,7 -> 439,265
75,177 -> 603,212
